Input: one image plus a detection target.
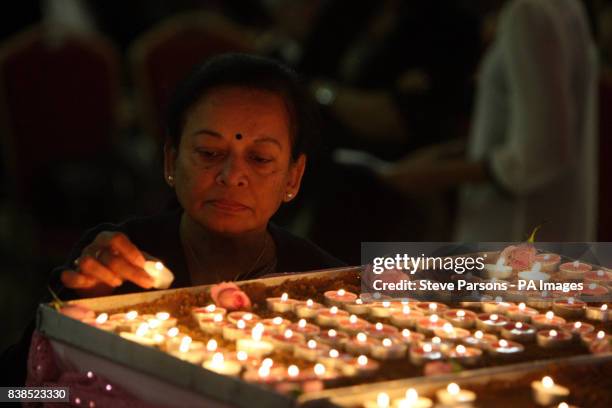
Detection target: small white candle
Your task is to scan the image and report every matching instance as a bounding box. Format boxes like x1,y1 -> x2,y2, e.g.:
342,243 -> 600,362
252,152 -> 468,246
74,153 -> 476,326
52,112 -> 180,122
436,383 -> 476,406
236,323 -> 274,358
143,261 -> 174,289
585,304 -> 609,322
363,392 -> 390,408
324,289 -> 358,307
391,388 -> 433,408
203,352 -> 242,376
531,376 -> 569,406
536,329 -> 573,348
295,299 -> 323,319
533,311 -> 566,330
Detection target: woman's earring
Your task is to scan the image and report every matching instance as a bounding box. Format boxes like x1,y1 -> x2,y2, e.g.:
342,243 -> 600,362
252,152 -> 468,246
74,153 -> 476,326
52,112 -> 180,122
286,192 -> 294,201
167,175 -> 174,186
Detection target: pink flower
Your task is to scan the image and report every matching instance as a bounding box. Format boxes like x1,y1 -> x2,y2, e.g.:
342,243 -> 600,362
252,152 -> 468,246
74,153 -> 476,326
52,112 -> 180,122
500,244 -> 536,271
210,282 -> 252,310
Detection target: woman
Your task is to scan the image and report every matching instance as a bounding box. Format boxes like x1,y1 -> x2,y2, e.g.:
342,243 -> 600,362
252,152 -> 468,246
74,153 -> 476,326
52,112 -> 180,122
57,53 -> 344,299
0,54 -> 344,386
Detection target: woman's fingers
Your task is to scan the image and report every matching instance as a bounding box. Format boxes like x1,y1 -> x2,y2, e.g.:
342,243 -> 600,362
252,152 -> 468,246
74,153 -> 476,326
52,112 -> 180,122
79,256 -> 123,287
98,250 -> 153,289
61,270 -> 98,289
93,232 -> 146,268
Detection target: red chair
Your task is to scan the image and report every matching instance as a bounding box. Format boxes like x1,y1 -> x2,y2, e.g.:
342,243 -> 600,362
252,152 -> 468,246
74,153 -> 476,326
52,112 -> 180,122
0,25 -> 121,259
129,12 -> 254,143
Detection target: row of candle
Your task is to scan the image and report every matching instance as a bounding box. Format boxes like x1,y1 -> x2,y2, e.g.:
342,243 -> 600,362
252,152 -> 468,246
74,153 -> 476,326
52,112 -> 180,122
362,375 -> 572,408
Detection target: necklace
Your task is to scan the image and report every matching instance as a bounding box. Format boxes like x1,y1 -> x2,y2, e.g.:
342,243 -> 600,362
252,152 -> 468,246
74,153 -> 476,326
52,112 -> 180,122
183,230 -> 273,283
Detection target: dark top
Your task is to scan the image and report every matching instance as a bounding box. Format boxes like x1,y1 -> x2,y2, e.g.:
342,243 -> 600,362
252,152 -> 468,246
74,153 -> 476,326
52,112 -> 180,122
1,210 -> 345,386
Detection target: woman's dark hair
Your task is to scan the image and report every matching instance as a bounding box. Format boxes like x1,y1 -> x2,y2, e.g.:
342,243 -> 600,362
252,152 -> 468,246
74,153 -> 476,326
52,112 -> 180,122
166,53 -> 318,162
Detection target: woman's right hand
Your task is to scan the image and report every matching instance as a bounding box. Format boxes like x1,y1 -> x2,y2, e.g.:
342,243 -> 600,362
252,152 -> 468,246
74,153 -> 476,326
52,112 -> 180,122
60,231 -> 154,297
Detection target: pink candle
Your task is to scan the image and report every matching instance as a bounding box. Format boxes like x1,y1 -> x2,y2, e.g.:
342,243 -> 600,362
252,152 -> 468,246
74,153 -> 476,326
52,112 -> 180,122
581,330 -> 610,347
580,283 -> 609,299
584,269 -> 612,285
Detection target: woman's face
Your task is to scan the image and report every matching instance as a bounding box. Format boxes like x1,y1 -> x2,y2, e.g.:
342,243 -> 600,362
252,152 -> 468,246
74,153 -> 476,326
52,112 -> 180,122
165,86 -> 306,235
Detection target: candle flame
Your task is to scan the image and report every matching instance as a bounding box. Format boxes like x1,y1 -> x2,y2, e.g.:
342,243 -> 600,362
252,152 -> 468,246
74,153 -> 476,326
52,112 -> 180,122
382,301 -> 390,308
542,376 -> 554,388
518,303 -> 526,311
405,388 -> 418,403
574,322 -> 582,329
206,339 -> 218,352
432,336 -> 441,345
357,355 -> 368,366
298,319 -> 307,328
167,327 -> 179,337
205,304 -> 216,313
135,323 -> 149,337
179,336 -> 192,353
243,313 -> 253,321
156,312 -> 170,321
272,316 -> 283,325
284,329 -> 293,339
402,329 -> 411,338
456,345 -> 466,354
211,352 -> 224,366
597,330 -> 605,339
95,313 -> 108,324
602,304 -> 608,311
499,340 -> 508,347
447,383 -> 460,395
237,351 -> 248,361
573,260 -> 579,268
375,322 -> 383,331
338,289 -> 346,296
306,299 -> 313,307
356,299 -> 363,305
457,310 -> 465,318
262,358 -> 273,367
550,330 -> 558,337
423,344 -> 432,353
328,329 -> 337,338
546,311 -> 554,320
288,365 -> 299,378
429,303 -> 437,311
349,315 -> 358,324
558,403 -> 569,408
402,305 -> 411,314
475,331 -> 483,339
281,293 -> 288,302
330,306 -> 338,314
147,319 -> 161,329
329,349 -> 339,358
126,311 -> 138,321
516,322 -> 523,329
213,314 -> 223,323
490,314 -> 499,321
258,365 -> 270,378
154,262 -> 164,271
382,338 -> 393,347
443,323 -> 454,333
237,320 -> 246,330
376,393 -> 389,408
357,332 -> 367,343
307,339 -> 317,349
252,323 -> 264,341
314,363 -> 326,377
430,315 -> 439,323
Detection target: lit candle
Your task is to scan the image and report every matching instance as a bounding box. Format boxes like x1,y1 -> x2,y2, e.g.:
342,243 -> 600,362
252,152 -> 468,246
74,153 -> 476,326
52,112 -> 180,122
370,337 -> 408,360
346,332 -> 378,355
507,303 -> 539,323
559,260 -> 591,279
585,303 -> 609,322
416,315 -> 449,336
169,335 -> 207,364
294,299 -> 323,319
580,329 -> 610,347
531,376 -> 569,406
260,316 -> 291,334
536,329 -> 573,348
483,256 -> 513,279
476,313 -> 509,333
482,299 -> 515,315
287,318 -> 321,338
584,269 -> 612,285
415,302 -> 448,316
580,282 -> 609,299
390,306 -> 424,328
318,348 -> 352,369
445,344 -> 482,366
560,321 -> 595,341
363,392 -> 390,408
365,322 -> 400,339
345,298 -> 370,315
227,311 -> 260,325
341,355 -> 379,377
119,322 -> 164,347
398,329 -> 425,346
500,321 -> 536,342
196,313 -> 226,335
316,306 -> 349,327
203,352 -> 242,376
222,319 -> 252,341
269,328 -> 305,352
143,260 -> 174,289
324,289 -> 358,307
82,313 -> 118,332
152,311 -> 177,328
436,383 -> 476,406
316,328 -> 349,348
552,297 -> 586,319
532,311 -> 566,330
443,309 -> 477,329
534,253 -> 561,272
486,339 -> 524,358
266,293 -> 296,313
462,330 -> 498,350
192,304 -> 227,321
391,388 -> 433,408
409,342 -> 443,366
294,339 -> 330,362
434,323 -> 470,343
236,323 -> 274,358
337,314 -> 371,334
370,301 -> 402,318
